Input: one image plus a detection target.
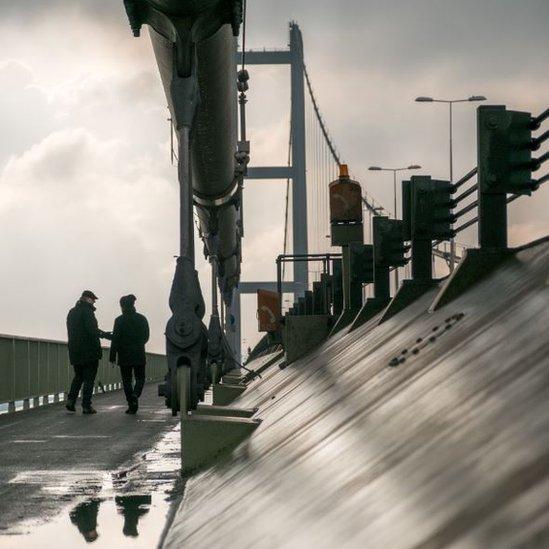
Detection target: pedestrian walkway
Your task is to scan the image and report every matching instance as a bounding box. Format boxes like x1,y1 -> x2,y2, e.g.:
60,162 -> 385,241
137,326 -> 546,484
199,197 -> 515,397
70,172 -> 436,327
0,384 -> 179,547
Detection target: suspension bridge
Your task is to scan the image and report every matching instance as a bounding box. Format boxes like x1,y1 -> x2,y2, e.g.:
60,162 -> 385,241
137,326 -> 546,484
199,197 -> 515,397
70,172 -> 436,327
1,1 -> 549,548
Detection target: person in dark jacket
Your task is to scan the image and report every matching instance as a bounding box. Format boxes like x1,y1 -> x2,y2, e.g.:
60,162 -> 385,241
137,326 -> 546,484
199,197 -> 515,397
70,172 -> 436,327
109,294 -> 150,414
66,290 -> 111,414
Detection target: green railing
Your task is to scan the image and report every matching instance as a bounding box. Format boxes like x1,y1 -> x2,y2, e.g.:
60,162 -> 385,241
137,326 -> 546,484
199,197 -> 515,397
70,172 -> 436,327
0,333 -> 166,413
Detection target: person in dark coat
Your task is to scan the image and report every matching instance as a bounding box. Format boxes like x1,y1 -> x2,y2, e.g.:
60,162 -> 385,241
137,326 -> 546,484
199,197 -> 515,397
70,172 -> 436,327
109,294 -> 150,414
66,290 -> 111,414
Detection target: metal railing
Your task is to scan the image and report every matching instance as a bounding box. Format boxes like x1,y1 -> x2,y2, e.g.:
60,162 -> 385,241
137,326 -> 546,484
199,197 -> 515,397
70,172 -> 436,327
0,333 -> 166,413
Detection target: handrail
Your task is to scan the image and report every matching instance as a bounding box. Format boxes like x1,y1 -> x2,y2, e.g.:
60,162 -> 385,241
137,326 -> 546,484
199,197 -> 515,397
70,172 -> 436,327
454,200 -> 478,220
451,167 -> 477,192
531,107 -> 549,129
453,183 -> 478,204
0,334 -> 166,411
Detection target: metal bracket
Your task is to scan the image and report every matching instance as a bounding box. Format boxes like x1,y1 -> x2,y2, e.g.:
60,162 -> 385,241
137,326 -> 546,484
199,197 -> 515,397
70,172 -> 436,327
165,257 -> 207,414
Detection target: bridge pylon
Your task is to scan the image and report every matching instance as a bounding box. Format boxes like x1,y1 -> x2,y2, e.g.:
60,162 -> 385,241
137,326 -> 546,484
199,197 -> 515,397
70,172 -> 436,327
229,22 -> 309,361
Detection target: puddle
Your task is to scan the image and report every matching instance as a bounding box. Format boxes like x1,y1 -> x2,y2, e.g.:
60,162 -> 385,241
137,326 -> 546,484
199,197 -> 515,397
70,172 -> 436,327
2,493 -> 171,548
0,425 -> 182,548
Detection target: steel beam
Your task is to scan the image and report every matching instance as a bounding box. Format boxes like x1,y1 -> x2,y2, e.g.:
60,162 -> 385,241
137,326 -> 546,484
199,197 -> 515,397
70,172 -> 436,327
246,166 -> 294,179
238,281 -> 307,294
236,50 -> 291,65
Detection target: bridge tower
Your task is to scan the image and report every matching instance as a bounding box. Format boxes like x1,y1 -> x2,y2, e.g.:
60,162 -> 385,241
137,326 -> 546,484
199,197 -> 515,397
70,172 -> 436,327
227,22 -> 309,361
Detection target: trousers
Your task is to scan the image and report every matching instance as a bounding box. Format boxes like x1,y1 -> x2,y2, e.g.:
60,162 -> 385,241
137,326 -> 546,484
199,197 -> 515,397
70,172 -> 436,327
120,364 -> 146,405
67,361 -> 99,409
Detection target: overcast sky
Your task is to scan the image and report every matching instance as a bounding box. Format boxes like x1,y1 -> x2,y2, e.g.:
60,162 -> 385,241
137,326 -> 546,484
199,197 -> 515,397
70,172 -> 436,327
0,0 -> 548,354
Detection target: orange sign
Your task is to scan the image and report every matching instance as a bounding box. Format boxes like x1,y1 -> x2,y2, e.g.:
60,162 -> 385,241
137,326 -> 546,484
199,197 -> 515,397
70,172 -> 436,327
329,179 -> 363,223
257,290 -> 281,332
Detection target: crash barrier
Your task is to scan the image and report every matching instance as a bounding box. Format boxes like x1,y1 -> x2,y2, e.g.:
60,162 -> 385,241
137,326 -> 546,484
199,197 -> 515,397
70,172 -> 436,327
0,333 -> 166,413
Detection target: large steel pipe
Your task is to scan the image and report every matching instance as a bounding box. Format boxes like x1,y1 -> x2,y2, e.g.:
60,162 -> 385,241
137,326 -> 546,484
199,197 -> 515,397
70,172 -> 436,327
150,23 -> 240,298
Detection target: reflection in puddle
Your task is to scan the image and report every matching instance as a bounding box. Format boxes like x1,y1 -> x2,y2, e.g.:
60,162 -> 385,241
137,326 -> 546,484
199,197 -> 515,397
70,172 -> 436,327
1,426 -> 182,548
67,494 -> 153,543
70,499 -> 101,543
115,495 -> 151,538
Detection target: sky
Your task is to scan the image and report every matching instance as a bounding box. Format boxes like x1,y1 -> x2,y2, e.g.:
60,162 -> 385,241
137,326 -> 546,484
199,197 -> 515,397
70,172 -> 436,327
0,0 -> 548,354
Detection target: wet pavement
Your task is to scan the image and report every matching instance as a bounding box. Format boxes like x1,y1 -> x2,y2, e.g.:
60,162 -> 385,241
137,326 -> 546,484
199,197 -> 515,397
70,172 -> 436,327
0,384 -> 181,548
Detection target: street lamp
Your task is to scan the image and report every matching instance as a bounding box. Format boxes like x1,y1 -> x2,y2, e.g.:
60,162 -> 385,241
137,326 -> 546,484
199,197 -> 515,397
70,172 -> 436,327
368,164 -> 421,290
368,164 -> 421,220
415,94 -> 486,270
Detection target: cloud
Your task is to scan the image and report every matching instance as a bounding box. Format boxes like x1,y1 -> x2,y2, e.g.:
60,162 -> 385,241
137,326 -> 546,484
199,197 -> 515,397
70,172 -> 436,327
0,127 -> 185,352
0,0 -> 548,355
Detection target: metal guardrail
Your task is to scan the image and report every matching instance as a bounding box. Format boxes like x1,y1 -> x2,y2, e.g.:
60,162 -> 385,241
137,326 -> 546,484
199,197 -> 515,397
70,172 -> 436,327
0,333 -> 166,413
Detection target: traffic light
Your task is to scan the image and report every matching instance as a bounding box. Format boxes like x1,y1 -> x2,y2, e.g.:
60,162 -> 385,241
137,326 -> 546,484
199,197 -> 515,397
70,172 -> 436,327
478,105 -> 534,195
403,176 -> 455,241
373,217 -> 408,268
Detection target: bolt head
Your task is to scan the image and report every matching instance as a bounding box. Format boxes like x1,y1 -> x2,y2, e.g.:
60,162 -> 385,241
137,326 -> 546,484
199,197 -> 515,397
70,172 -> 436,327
487,116 -> 499,129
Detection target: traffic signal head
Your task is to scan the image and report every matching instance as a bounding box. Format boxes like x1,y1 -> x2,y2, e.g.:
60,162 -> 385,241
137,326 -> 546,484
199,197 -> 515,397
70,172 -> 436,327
373,217 -> 408,268
403,175 -> 455,241
477,105 -> 533,194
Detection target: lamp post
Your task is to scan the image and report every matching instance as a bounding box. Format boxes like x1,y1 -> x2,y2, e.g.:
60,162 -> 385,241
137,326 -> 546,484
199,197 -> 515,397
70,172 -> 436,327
368,164 -> 421,290
415,95 -> 486,271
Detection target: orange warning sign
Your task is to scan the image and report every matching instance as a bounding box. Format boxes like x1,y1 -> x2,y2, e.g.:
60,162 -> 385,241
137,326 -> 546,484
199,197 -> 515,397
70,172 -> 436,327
329,178 -> 363,223
257,289 -> 281,332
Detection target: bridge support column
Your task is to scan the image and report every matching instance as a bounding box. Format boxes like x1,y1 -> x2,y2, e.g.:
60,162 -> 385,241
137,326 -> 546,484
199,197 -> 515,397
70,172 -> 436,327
290,23 -> 309,290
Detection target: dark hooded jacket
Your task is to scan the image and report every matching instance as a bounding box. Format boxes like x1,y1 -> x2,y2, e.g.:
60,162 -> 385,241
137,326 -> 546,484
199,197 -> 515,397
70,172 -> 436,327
109,303 -> 150,366
67,300 -> 102,364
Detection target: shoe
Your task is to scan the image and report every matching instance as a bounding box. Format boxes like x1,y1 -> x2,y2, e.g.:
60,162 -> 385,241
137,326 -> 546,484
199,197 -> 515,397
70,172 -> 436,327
125,403 -> 138,415
82,407 -> 97,415
65,400 -> 76,412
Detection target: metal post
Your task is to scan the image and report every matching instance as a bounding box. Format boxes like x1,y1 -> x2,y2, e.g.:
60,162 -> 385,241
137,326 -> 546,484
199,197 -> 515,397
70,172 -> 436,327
449,102 -> 456,272
290,23 -> 308,291
276,257 -> 282,300
341,246 -> 351,311
411,239 -> 432,281
374,266 -> 390,302
479,194 -> 508,248
228,290 -> 241,363
211,256 -> 218,315
393,170 -> 399,290
178,127 -> 194,261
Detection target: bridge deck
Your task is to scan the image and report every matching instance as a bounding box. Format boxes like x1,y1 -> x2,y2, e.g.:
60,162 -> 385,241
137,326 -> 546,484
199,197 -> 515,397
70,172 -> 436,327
0,385 -> 179,546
